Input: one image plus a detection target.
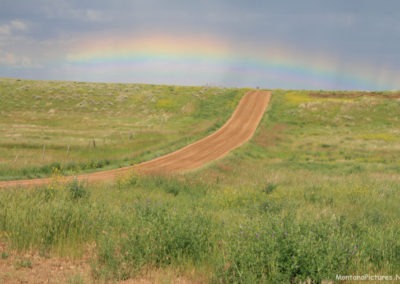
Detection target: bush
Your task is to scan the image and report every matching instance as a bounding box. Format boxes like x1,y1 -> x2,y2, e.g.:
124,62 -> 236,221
68,178 -> 89,200
263,182 -> 277,194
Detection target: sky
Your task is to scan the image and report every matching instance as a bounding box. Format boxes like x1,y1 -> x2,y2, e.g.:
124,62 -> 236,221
0,0 -> 399,90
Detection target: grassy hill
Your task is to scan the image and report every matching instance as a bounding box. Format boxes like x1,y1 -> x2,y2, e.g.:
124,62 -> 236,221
0,78 -> 243,180
0,79 -> 399,283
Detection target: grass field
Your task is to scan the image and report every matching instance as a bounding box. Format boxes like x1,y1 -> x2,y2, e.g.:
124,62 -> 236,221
0,78 -> 243,180
1,79 -> 400,283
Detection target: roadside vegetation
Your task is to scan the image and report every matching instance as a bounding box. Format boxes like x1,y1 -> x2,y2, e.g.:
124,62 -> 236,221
1,80 -> 399,283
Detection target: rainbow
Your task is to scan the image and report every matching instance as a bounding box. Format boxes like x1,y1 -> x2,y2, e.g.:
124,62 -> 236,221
64,34 -> 398,90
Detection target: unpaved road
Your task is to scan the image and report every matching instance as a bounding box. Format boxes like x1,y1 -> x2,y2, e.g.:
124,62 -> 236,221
0,90 -> 271,188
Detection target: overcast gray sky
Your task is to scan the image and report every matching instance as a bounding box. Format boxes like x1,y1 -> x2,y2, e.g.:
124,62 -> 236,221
0,0 -> 399,90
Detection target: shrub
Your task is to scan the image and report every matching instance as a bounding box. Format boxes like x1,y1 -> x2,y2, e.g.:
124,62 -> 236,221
263,182 -> 277,194
68,178 -> 89,200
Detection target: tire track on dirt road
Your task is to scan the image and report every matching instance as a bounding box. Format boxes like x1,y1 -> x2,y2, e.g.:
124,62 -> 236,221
0,90 -> 271,188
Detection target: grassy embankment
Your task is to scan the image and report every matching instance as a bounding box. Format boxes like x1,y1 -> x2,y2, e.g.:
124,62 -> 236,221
1,80 -> 399,283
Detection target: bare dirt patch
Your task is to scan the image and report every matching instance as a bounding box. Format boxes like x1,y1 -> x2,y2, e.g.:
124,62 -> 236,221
0,242 -> 91,284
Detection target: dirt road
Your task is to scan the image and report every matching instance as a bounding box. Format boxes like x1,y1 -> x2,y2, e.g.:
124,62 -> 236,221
0,90 -> 271,188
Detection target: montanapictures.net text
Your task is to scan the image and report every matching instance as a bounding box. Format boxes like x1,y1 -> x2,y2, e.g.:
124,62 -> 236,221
336,274 -> 400,281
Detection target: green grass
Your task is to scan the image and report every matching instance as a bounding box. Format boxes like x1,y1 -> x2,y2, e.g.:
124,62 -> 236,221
0,84 -> 399,282
0,78 -> 243,180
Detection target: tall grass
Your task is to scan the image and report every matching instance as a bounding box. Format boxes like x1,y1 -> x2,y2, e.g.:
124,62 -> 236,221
0,88 -> 399,282
1,170 -> 399,282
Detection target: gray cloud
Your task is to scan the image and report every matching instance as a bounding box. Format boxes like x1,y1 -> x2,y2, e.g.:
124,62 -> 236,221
0,0 -> 399,89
